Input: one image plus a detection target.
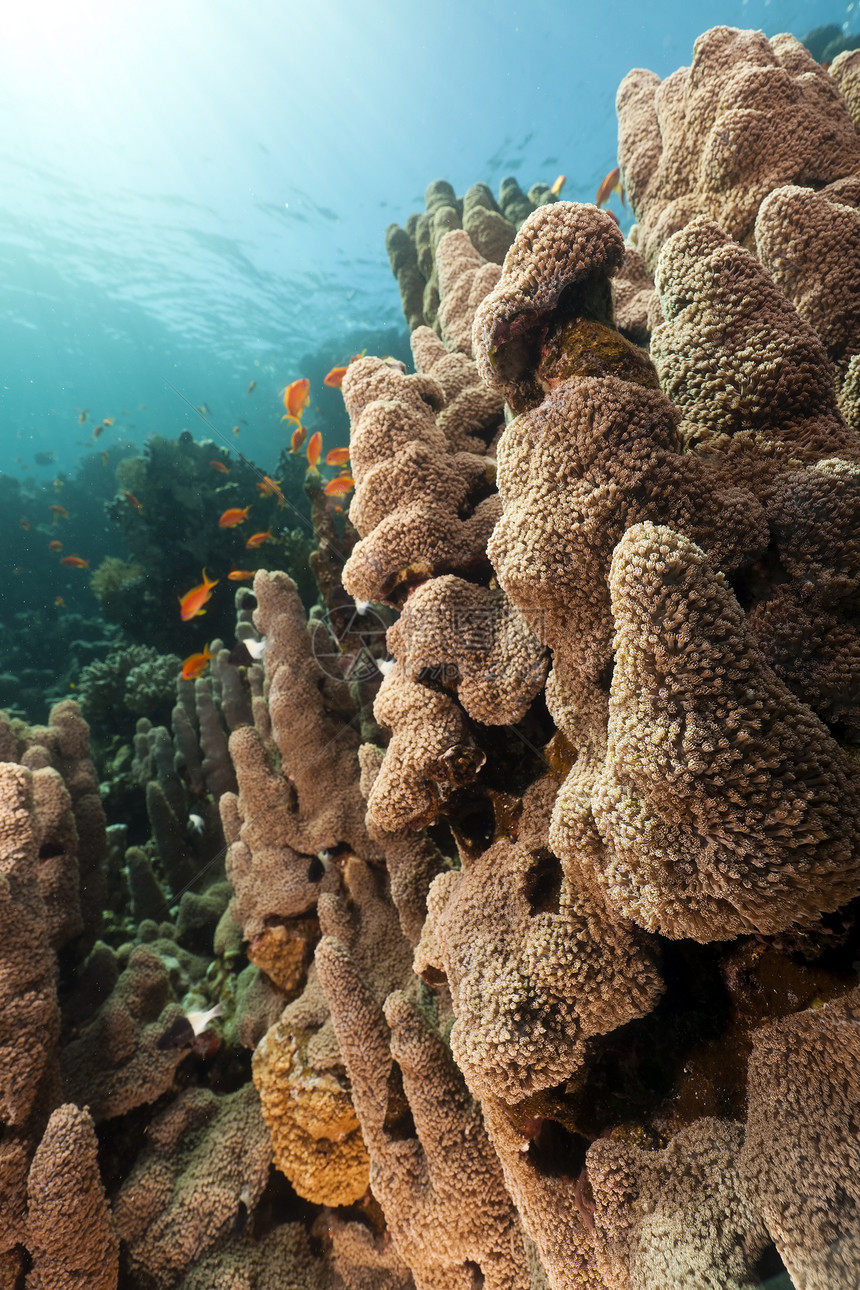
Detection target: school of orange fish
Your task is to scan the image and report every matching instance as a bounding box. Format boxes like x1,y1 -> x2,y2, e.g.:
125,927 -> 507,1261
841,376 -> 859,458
31,170 -> 624,686
178,363 -> 355,679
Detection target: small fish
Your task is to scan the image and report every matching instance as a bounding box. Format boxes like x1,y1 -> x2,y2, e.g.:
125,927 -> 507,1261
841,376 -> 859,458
210,459 -> 230,473
245,530 -> 272,549
54,595 -> 65,607
289,424 -> 306,454
595,165 -> 625,209
48,540 -> 62,551
60,555 -> 89,568
350,349 -> 366,362
77,409 -> 88,424
257,475 -> 284,506
123,491 -> 143,510
188,1002 -> 224,1034
550,174 -> 566,196
19,519 -> 30,531
232,425 -> 240,435
197,403 -> 211,416
227,569 -> 256,581
323,365 -> 348,388
323,474 -> 354,497
246,379 -> 257,396
218,506 -> 251,528
281,377 -> 310,424
100,451 -> 109,466
307,854 -> 325,882
50,505 -> 69,520
91,424 -> 104,439
181,645 -> 215,680
306,431 -> 323,471
325,446 -> 351,467
179,568 -> 219,621
103,416 -> 115,426
376,657 -> 396,677
188,813 -> 205,833
156,1002 -> 224,1052
242,638 -> 266,659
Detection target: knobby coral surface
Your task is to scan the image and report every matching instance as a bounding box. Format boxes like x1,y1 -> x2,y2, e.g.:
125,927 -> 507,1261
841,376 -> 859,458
616,25 -> 860,271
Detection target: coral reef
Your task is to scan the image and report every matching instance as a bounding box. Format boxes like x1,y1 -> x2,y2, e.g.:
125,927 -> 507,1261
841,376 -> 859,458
5,21 -> 860,1290
616,26 -> 860,272
386,177 -> 558,334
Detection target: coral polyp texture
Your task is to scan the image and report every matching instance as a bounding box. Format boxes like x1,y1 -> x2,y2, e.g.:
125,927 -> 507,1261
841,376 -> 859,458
5,23 -> 860,1290
617,25 -> 860,272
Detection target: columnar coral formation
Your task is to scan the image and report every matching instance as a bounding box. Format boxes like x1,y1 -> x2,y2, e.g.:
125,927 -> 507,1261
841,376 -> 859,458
616,26 -> 860,272
26,1103 -> 119,1290
316,937 -> 539,1289
386,177 -> 555,335
4,22 -> 860,1290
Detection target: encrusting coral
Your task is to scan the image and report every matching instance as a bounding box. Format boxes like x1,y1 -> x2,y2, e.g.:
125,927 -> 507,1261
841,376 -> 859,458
113,1083 -> 272,1288
587,1118 -> 771,1289
416,774 -> 662,1099
739,989 -> 860,1289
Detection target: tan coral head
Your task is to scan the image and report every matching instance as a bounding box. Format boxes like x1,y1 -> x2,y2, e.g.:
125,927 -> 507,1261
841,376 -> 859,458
472,201 -> 626,412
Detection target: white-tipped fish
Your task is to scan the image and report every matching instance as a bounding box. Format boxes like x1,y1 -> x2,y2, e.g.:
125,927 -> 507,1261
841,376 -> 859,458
157,1001 -> 224,1051
376,658 -> 396,677
243,638 -> 266,660
354,599 -> 372,615
187,1002 -> 224,1036
187,813 -> 205,834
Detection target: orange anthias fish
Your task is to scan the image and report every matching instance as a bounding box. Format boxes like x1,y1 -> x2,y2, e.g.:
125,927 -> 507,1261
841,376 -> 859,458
227,569 -> 256,581
210,459 -> 230,473
50,505 -> 69,520
550,174 -> 566,196
281,377 -> 310,424
179,568 -> 219,621
289,425 -> 307,454
257,475 -> 285,507
595,165 -> 625,209
245,530 -> 272,549
325,446 -> 350,467
54,596 -> 65,607
60,555 -> 88,568
20,519 -> 30,530
48,540 -> 62,551
181,644 -> 215,681
306,431 -> 323,471
323,365 -> 348,389
103,417 -> 115,426
323,475 -> 354,497
246,380 -> 257,396
123,491 -> 143,510
218,506 -> 251,528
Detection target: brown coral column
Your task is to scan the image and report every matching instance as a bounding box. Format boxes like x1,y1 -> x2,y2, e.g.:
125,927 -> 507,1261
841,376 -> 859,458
26,1103 -> 119,1290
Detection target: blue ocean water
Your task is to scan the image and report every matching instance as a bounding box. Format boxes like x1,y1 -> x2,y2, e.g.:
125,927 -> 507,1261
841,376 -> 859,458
0,0 -> 854,478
